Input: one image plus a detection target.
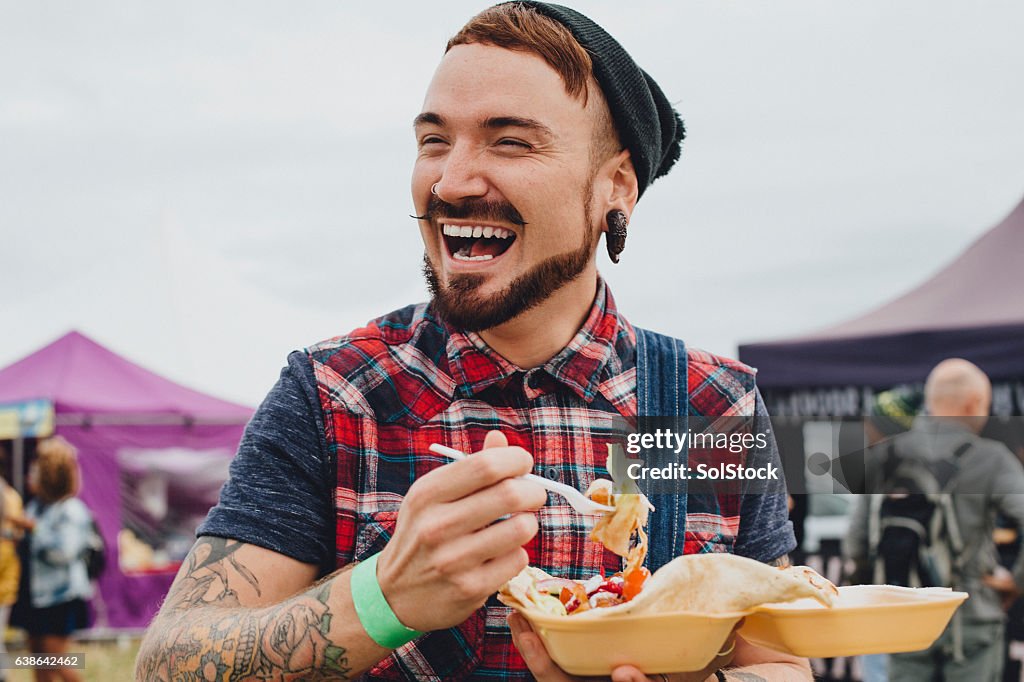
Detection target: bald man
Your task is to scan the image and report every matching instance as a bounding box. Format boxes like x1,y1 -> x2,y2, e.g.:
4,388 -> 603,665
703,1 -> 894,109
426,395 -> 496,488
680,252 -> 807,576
846,358 -> 1024,682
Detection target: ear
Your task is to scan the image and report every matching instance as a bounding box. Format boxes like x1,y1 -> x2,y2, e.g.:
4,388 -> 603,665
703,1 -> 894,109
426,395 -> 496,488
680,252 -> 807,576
597,149 -> 639,231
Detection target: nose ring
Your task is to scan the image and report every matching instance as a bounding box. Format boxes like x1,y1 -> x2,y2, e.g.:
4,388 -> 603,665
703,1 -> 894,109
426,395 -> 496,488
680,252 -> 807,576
431,183 -> 439,196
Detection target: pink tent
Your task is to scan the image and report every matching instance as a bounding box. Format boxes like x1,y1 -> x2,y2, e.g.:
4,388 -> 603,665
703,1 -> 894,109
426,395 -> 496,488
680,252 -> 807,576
0,331 -> 252,629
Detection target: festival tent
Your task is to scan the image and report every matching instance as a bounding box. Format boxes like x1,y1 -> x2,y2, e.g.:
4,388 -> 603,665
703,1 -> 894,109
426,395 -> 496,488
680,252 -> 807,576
738,195 -> 1024,417
0,331 -> 252,629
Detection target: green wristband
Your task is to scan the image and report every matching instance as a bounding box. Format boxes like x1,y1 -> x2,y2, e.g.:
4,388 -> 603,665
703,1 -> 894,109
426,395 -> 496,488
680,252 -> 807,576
351,553 -> 423,649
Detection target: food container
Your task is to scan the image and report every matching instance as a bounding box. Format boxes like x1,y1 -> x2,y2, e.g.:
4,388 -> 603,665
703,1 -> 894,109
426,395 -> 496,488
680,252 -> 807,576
740,585 -> 968,658
520,608 -> 749,676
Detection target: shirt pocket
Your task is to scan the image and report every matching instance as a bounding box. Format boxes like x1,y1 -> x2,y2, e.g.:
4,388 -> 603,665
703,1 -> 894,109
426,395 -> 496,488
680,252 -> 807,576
683,515 -> 737,555
354,509 -> 400,561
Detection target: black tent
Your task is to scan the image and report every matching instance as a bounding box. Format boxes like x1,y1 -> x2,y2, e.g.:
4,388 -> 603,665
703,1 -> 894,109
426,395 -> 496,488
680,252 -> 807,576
739,196 -> 1024,418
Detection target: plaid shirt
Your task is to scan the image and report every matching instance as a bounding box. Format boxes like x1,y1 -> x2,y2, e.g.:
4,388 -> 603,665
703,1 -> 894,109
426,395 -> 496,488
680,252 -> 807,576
307,280 -> 772,680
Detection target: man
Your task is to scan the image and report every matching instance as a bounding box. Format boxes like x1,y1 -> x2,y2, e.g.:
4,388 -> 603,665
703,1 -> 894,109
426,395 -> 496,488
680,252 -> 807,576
136,3 -> 809,680
846,359 -> 1024,682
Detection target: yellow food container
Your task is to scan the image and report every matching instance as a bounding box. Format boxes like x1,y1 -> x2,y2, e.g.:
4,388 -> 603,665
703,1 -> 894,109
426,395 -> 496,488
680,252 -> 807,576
740,585 -> 968,658
520,609 -> 748,676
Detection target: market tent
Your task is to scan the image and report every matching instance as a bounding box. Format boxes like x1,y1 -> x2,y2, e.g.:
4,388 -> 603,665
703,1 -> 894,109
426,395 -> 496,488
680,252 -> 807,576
0,331 -> 252,629
738,196 -> 1024,416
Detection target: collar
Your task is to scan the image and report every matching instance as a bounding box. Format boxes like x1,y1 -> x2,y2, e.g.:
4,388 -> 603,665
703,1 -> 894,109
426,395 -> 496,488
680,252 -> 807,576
445,278 -> 631,402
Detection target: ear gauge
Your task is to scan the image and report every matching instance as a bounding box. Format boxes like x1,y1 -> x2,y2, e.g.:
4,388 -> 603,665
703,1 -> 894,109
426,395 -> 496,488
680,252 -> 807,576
605,210 -> 628,263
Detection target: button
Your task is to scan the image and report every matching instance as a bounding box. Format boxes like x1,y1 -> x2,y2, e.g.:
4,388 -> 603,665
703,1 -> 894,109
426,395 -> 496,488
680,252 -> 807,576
543,467 -> 560,481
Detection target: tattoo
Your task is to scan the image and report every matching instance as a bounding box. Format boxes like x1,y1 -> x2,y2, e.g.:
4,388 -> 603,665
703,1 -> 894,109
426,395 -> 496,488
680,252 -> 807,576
766,553 -> 791,568
135,539 -> 354,681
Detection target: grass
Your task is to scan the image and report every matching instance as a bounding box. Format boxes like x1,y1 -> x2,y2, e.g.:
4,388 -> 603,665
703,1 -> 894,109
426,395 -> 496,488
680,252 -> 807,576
5,638 -> 140,681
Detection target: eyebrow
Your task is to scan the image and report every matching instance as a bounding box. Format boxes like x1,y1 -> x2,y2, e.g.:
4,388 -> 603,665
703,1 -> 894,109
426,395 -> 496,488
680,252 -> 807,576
413,112 -> 555,139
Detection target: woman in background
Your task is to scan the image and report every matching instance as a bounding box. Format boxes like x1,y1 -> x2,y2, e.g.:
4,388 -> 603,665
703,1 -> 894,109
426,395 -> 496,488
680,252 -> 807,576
0,449 -> 33,682
22,437 -> 92,682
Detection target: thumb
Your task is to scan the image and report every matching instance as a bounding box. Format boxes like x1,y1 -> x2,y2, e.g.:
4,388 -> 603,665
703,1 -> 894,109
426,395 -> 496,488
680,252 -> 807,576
483,430 -> 509,450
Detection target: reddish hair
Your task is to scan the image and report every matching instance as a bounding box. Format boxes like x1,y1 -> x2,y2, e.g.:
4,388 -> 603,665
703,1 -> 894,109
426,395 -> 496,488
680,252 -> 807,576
34,436 -> 80,503
447,3 -> 593,103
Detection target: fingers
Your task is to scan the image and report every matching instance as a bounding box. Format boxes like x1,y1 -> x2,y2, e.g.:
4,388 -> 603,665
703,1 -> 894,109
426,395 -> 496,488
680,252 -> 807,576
441,512 -> 540,566
416,443 -> 535,504
483,430 -> 509,449
443,478 -> 548,533
609,667 -> 648,682
509,611 -> 574,681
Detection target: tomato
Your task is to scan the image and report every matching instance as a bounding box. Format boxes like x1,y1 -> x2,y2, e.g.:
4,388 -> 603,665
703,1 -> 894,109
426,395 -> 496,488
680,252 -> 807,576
622,567 -> 650,601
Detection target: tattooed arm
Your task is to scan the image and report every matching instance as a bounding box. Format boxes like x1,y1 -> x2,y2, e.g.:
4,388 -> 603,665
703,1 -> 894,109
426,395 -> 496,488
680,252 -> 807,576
135,537 -> 389,681
136,434 -> 547,681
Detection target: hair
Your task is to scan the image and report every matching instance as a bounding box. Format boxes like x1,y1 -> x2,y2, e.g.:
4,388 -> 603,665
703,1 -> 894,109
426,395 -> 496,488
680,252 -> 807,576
33,435 -> 80,503
447,3 -> 621,165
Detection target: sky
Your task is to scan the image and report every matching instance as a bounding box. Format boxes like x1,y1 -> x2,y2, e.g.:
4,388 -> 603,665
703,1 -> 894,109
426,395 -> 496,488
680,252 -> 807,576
2,1 -> 1023,408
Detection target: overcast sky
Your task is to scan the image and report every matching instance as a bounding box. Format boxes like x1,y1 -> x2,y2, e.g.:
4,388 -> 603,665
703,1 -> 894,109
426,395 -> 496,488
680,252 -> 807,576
2,1 -> 1023,407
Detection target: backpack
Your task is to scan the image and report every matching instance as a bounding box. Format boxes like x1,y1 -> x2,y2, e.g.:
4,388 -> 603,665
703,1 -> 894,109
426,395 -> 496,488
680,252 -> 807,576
867,439 -> 971,588
83,516 -> 107,581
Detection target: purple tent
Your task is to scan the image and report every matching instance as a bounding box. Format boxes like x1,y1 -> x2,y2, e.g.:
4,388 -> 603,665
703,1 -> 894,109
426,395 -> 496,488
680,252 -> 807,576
0,331 -> 252,629
738,196 -> 1024,416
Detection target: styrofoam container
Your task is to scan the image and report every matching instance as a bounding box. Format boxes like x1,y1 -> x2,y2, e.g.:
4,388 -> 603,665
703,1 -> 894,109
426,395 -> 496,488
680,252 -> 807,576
521,608 -> 747,676
740,585 -> 968,658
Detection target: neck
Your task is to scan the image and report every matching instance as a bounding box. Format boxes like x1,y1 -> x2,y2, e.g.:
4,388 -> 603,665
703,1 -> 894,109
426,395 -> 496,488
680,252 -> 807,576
479,268 -> 599,369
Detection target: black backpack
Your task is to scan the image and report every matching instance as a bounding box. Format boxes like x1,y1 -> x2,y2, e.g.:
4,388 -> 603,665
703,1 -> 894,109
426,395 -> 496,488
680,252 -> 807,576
867,439 -> 971,587
83,516 -> 107,581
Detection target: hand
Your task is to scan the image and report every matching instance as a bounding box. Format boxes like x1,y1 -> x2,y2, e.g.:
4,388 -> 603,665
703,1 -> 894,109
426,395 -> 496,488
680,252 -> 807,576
509,611 -> 740,682
376,431 -> 547,632
983,566 -> 1020,611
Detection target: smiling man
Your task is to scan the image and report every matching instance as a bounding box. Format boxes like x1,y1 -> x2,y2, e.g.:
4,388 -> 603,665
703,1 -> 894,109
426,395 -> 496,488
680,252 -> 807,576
136,3 -> 806,681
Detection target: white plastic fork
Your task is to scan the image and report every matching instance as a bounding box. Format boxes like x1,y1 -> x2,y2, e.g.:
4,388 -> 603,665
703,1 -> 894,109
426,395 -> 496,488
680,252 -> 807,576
428,443 -> 615,515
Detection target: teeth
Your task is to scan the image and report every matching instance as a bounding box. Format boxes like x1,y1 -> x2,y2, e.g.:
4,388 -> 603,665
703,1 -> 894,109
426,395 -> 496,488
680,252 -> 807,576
453,253 -> 494,261
440,224 -> 514,239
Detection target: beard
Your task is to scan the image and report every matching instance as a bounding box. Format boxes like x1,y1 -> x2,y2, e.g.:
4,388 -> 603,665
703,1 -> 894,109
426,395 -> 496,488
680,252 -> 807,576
423,198 -> 599,333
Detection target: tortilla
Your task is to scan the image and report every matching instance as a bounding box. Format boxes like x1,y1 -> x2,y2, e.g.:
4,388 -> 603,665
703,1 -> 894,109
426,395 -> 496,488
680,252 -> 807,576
580,554 -> 835,617
499,554 -> 837,618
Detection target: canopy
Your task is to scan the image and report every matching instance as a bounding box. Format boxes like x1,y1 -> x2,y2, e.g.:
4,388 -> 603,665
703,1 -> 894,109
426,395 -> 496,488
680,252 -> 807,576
0,331 -> 252,629
0,330 -> 252,422
739,196 -> 1024,391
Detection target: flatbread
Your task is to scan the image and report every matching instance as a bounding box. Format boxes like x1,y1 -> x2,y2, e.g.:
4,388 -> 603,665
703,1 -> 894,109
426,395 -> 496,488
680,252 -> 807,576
578,554 -> 836,617
500,554 -> 837,618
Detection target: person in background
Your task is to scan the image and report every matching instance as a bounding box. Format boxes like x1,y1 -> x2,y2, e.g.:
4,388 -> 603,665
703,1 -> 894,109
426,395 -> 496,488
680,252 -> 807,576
847,359 -> 1024,682
21,437 -> 92,682
843,387 -> 921,682
0,448 -> 33,680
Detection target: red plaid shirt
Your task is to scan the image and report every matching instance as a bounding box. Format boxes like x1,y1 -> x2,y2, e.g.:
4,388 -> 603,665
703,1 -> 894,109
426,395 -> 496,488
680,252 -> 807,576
304,279 -> 779,680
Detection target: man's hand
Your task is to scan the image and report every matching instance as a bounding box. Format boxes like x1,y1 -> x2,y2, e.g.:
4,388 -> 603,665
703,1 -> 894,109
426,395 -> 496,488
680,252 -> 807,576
509,611 -> 738,682
376,430 -> 547,632
983,566 -> 1020,611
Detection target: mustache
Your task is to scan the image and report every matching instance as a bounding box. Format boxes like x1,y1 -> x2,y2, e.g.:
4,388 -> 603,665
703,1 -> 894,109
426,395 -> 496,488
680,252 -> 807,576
410,196 -> 528,227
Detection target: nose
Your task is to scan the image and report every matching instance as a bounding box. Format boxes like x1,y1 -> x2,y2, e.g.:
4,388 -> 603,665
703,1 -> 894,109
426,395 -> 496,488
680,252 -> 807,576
433,142 -> 489,203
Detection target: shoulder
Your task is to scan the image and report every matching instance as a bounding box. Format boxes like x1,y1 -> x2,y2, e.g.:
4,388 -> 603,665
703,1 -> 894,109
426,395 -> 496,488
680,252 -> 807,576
305,303 -> 441,369
301,303 -> 453,422
687,346 -> 759,417
52,497 -> 91,524
972,434 -> 1022,466
686,346 -> 757,378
